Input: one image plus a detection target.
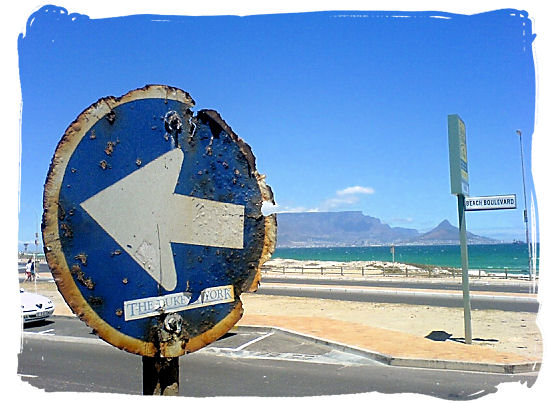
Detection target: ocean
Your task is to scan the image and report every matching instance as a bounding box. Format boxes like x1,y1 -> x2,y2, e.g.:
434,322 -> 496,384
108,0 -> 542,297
272,244 -> 539,276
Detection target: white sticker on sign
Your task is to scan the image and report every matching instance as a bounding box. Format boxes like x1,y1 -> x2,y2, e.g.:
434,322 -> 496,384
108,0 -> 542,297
124,285 -> 235,321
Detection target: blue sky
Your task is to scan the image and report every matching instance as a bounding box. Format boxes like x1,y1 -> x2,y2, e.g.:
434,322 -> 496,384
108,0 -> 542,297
14,4 -> 541,249
4,2 -> 550,400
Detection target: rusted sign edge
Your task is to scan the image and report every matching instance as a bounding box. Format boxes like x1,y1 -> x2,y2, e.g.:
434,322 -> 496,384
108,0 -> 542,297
42,85 -> 195,357
194,110 -> 277,292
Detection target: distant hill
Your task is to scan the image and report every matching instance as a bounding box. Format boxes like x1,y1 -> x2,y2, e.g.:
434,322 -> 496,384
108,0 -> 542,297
275,212 -> 499,247
410,219 -> 498,245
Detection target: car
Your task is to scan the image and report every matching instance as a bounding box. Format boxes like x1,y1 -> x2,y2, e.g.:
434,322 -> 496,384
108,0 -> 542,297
20,288 -> 55,324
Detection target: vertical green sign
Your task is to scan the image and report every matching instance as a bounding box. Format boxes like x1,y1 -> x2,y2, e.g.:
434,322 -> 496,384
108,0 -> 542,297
448,114 -> 469,196
447,114 -> 473,344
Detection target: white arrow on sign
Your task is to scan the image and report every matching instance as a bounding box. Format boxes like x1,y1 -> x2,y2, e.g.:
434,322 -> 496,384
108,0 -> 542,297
80,148 -> 245,291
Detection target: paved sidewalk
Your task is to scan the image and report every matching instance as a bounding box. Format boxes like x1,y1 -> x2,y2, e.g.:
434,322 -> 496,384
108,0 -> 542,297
238,313 -> 540,373
240,274 -> 541,373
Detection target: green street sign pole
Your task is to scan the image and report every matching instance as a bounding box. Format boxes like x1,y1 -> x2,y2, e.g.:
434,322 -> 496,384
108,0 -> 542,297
457,194 -> 472,344
448,114 -> 473,345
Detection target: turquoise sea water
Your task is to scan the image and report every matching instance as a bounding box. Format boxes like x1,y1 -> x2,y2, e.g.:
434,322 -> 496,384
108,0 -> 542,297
272,244 -> 539,275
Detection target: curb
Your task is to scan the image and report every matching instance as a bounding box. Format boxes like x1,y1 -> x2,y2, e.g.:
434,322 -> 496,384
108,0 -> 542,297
232,324 -> 542,375
257,284 -> 538,303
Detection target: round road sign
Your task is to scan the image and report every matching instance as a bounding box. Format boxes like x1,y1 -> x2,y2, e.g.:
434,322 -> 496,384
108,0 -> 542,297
42,85 -> 276,357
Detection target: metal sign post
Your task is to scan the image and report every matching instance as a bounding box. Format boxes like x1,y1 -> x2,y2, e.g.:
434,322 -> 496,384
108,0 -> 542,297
457,194 -> 472,344
516,130 -> 534,281
142,356 -> 179,396
448,114 -> 472,344
42,85 -> 277,395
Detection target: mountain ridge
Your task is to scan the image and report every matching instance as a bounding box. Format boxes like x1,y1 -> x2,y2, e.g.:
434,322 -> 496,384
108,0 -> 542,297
275,211 -> 500,248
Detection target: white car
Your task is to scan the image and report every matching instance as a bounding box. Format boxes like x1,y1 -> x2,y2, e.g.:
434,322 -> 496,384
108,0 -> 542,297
20,289 -> 55,324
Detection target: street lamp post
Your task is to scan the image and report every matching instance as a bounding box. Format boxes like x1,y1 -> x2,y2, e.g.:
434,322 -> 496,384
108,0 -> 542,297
516,130 -> 533,281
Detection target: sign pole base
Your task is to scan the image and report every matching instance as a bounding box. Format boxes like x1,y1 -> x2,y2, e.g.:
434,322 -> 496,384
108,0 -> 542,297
142,356 -> 179,396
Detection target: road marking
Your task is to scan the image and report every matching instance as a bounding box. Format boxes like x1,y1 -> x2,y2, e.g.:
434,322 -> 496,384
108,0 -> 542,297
233,331 -> 275,351
18,374 -> 38,378
200,348 -> 374,366
37,329 -> 55,335
80,148 -> 245,291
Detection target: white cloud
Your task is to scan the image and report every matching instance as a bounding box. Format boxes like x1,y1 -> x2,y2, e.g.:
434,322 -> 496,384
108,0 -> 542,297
389,217 -> 414,225
318,185 -> 375,210
261,185 -> 375,214
261,202 -> 318,216
319,196 -> 359,211
336,186 -> 375,196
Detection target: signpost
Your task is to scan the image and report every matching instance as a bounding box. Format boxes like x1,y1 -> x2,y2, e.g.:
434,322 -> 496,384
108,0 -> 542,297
42,85 -> 277,395
447,114 -> 472,344
448,115 -> 519,344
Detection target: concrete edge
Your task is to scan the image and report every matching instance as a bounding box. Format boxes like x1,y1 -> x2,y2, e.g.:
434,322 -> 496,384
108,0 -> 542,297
232,324 -> 542,374
257,284 -> 539,304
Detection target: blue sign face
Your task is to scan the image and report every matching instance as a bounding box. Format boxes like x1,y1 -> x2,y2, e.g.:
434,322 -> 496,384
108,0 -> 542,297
42,86 -> 276,357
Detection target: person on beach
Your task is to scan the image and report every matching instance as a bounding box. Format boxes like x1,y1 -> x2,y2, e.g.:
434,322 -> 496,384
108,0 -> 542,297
30,259 -> 36,281
33,258 -> 40,280
25,259 -> 32,282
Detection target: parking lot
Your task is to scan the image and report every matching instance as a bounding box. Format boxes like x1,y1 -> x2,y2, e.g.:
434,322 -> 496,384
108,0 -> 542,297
22,316 -> 379,367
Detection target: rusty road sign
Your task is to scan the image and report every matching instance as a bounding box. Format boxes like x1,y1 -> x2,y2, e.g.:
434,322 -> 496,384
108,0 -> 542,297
42,85 -> 276,357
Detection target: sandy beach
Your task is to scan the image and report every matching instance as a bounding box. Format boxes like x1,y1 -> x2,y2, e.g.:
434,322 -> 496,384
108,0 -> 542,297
262,257 -> 536,280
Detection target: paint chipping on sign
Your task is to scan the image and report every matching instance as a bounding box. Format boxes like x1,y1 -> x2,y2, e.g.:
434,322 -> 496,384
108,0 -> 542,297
42,85 -> 277,358
135,241 -> 159,270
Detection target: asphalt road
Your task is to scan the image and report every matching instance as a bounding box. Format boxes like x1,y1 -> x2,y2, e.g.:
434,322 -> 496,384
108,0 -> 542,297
18,317 -> 537,398
261,275 -> 536,294
256,284 -> 539,312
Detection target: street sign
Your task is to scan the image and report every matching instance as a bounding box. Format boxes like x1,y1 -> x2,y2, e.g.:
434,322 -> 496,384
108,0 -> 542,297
42,85 -> 276,357
448,114 -> 472,344
448,114 -> 469,196
465,194 -> 517,211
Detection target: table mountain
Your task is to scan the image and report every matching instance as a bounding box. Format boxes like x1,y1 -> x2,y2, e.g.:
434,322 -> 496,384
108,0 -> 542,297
275,212 -> 499,247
